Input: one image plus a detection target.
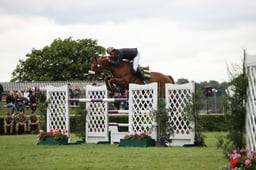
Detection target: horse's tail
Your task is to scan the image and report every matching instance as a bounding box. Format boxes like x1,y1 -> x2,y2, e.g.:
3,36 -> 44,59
168,75 -> 175,84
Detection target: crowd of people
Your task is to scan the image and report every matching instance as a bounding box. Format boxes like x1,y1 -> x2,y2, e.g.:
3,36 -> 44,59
2,83 -> 129,135
3,86 -> 45,135
5,86 -> 46,114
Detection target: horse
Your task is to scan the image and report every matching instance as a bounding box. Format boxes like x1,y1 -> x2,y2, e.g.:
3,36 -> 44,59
88,56 -> 174,96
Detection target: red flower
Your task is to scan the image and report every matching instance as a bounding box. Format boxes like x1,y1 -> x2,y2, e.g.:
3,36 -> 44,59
230,159 -> 237,169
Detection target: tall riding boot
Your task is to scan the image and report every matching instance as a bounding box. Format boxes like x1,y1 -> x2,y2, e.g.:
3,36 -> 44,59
136,69 -> 147,84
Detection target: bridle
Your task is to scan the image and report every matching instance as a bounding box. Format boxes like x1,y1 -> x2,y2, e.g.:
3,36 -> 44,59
88,57 -> 109,75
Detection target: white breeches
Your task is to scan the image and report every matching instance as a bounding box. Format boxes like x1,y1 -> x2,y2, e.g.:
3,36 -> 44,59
133,52 -> 140,71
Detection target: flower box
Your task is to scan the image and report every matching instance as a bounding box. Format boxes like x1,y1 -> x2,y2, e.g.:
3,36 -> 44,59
37,129 -> 69,145
37,136 -> 68,145
119,138 -> 156,147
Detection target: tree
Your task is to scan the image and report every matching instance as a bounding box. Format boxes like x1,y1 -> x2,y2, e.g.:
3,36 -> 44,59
155,97 -> 174,146
195,80 -> 228,113
193,85 -> 206,145
176,78 -> 189,84
11,37 -> 105,81
217,52 -> 248,155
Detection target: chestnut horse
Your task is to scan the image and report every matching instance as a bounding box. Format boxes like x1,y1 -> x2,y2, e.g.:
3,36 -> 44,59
88,56 -> 174,96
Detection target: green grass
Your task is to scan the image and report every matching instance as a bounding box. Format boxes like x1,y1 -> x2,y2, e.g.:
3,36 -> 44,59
0,132 -> 228,170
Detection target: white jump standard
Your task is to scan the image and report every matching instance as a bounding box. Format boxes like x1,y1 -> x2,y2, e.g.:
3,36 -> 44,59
45,82 -> 195,146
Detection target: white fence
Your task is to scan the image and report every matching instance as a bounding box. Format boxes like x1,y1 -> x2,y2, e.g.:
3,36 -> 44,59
165,83 -> 195,146
45,85 -> 70,141
85,83 -> 158,143
246,53 -> 256,151
45,82 -> 195,146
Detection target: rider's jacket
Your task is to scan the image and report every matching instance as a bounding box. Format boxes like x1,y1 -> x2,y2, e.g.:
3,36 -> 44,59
110,48 -> 138,65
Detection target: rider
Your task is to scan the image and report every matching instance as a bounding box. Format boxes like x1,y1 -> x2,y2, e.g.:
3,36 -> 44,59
106,47 -> 146,84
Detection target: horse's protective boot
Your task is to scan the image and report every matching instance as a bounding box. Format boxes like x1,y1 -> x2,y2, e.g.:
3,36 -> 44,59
136,68 -> 147,84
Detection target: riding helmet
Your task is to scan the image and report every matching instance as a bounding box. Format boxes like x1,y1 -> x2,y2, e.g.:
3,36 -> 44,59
107,46 -> 115,54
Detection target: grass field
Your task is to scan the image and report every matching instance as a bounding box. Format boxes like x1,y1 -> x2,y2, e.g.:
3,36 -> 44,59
0,132 -> 228,170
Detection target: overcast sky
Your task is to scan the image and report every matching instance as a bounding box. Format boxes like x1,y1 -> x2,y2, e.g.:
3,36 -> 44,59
0,0 -> 256,83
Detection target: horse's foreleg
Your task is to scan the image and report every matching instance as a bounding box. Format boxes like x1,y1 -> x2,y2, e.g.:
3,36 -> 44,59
108,77 -> 128,90
104,77 -> 113,91
104,77 -> 122,92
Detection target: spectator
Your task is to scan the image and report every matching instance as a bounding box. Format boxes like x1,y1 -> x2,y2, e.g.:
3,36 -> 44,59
108,90 -> 114,109
39,91 -> 46,102
68,83 -> 74,97
117,86 -> 126,97
29,91 -> 37,112
27,86 -> 33,99
68,83 -> 75,106
4,112 -> 14,135
6,90 -> 16,114
23,86 -> 33,107
74,86 -> 81,98
28,111 -> 40,133
122,90 -> 129,110
34,86 -> 42,102
73,86 -> 81,106
0,84 -> 3,102
15,111 -> 27,134
15,90 -> 25,113
113,92 -> 122,110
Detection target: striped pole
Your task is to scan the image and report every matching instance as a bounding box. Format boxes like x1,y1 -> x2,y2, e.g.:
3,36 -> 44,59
108,110 -> 129,114
109,122 -> 129,127
69,98 -> 128,103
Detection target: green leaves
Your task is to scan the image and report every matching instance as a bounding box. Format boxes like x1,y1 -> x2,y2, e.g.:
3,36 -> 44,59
11,37 -> 105,81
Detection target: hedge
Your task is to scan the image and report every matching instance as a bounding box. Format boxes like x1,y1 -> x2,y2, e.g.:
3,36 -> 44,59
197,114 -> 228,131
0,114 -> 228,135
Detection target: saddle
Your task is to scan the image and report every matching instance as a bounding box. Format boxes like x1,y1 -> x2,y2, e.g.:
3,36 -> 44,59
121,59 -> 151,79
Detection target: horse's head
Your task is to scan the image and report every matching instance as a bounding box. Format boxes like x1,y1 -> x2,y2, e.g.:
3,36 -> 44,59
88,56 -> 109,75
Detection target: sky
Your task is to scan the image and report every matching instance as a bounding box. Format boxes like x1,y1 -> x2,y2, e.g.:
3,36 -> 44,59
0,0 -> 256,83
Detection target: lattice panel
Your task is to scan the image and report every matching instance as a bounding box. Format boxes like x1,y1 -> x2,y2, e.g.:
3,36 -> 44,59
165,83 -> 195,146
246,54 -> 256,151
85,85 -> 108,143
86,94 -> 107,133
129,83 -> 158,140
167,89 -> 193,134
46,85 -> 70,138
